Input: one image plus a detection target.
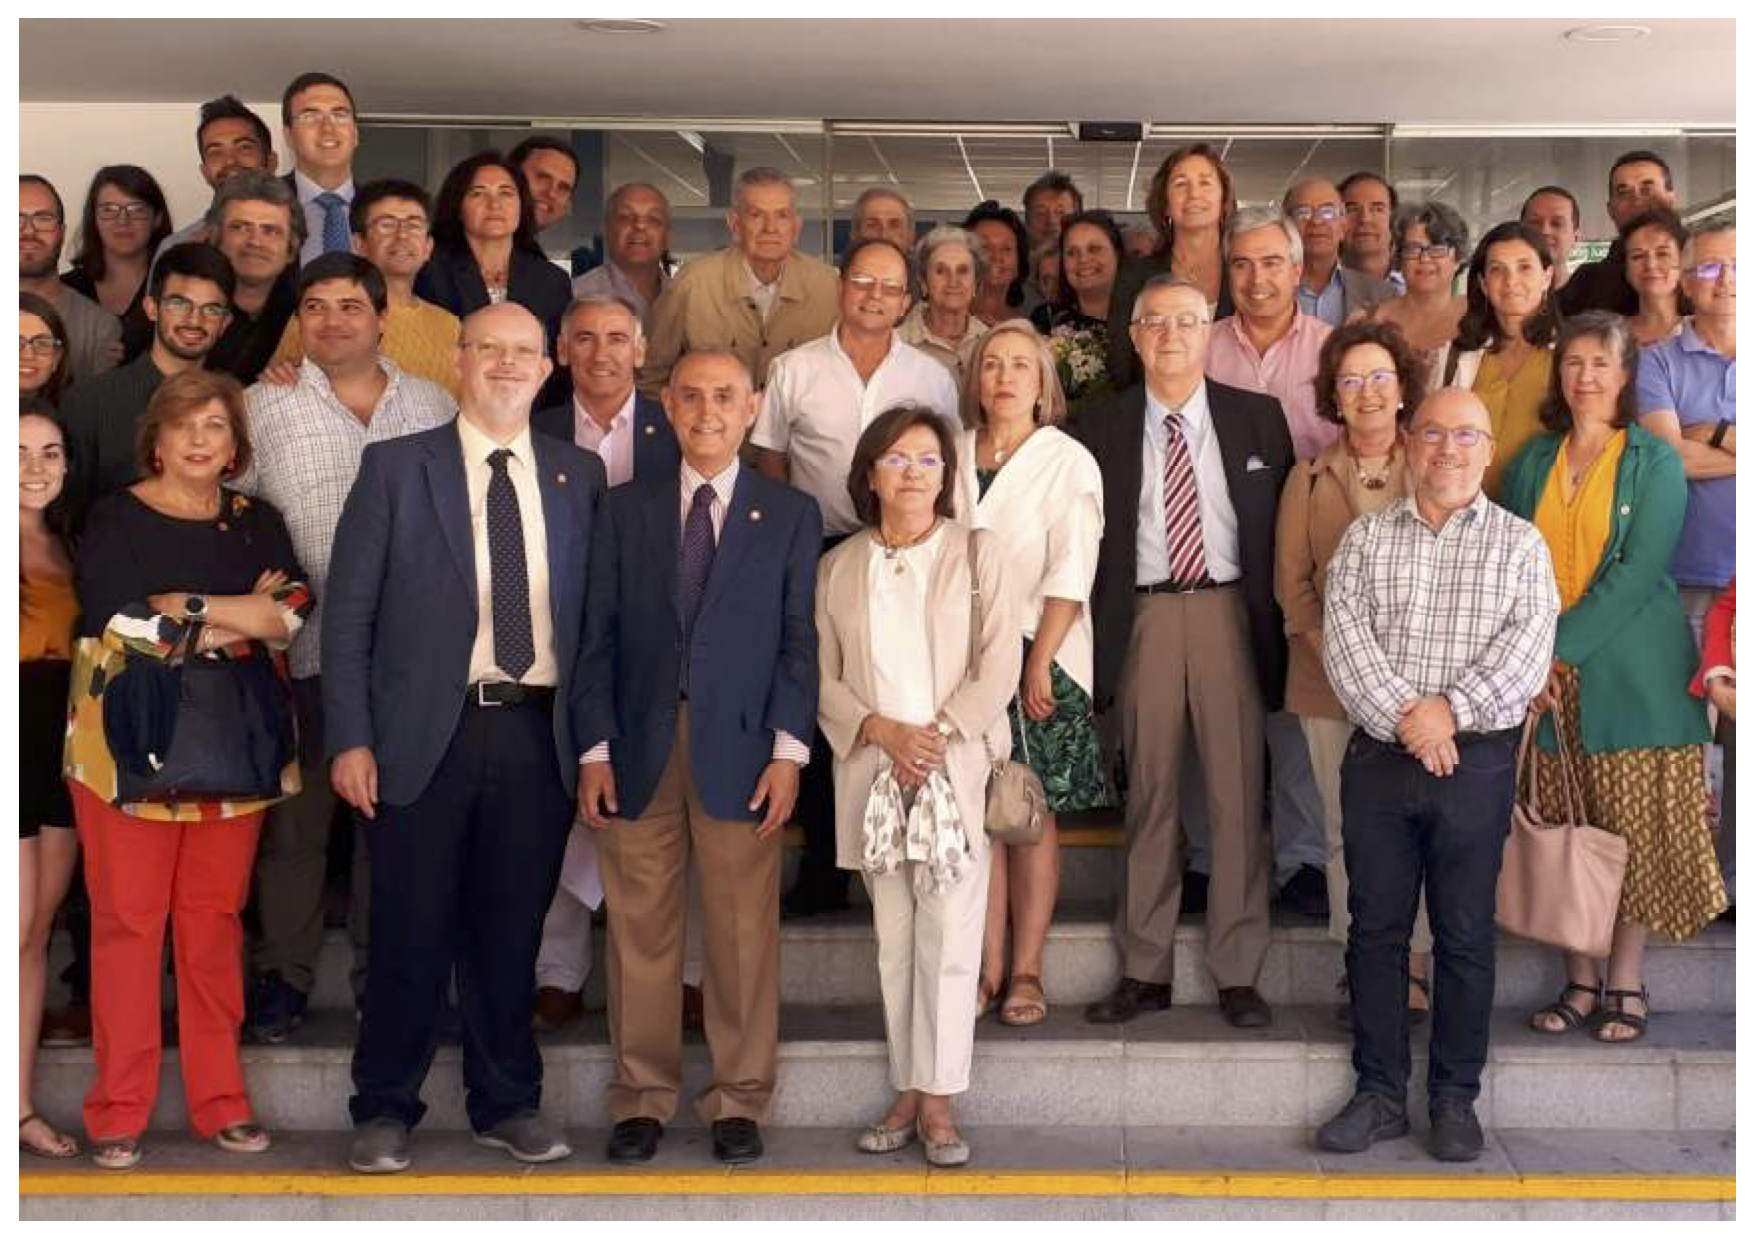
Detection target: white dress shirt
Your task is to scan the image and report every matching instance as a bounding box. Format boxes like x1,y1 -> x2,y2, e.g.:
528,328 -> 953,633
573,389 -> 636,486
293,170 -> 356,267
1136,382 -> 1241,585
752,328 -> 960,536
456,416 -> 559,687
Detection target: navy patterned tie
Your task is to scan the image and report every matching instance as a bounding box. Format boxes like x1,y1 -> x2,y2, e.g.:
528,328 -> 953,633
486,449 -> 534,681
316,192 -> 350,255
677,483 -> 717,693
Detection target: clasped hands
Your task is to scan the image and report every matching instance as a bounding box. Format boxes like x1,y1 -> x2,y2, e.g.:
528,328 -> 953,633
1396,694 -> 1459,777
864,715 -> 949,792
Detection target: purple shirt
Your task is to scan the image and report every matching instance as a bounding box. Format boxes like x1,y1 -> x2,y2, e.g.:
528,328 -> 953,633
1636,321 -> 1736,588
1204,312 -> 1339,462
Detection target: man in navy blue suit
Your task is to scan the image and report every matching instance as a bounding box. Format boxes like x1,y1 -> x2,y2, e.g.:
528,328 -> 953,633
322,302 -> 606,1174
528,293 -> 682,1033
577,350 -> 820,1166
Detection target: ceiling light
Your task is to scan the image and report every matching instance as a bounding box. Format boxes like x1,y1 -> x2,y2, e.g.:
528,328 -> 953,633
576,18 -> 665,34
1563,24 -> 1650,43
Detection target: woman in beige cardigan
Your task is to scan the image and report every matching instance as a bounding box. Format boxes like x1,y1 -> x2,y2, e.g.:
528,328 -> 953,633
817,404 -> 1020,1167
1274,320 -> 1433,1026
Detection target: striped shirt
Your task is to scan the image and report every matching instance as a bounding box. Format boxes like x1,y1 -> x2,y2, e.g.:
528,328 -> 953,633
1321,491 -> 1558,743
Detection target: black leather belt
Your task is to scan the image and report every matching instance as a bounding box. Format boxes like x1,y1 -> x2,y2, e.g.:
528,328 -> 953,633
468,681 -> 556,709
1137,577 -> 1231,595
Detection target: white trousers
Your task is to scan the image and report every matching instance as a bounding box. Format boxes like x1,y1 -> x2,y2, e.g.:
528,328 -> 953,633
863,857 -> 991,1097
536,860 -> 705,991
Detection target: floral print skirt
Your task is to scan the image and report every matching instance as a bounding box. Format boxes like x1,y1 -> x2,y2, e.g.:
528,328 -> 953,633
1013,641 -> 1110,814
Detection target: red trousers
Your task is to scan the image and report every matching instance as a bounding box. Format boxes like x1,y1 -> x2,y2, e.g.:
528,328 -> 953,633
70,781 -> 263,1139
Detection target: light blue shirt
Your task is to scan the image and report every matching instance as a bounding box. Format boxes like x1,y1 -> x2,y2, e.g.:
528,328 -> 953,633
1296,274 -> 1347,327
293,170 -> 356,266
1136,382 -> 1241,586
1636,319 -> 1736,588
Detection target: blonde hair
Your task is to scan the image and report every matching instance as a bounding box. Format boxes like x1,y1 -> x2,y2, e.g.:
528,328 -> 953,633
960,319 -> 1068,429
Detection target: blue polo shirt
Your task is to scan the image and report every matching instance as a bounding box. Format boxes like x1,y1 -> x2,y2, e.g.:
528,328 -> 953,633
1636,321 -> 1736,588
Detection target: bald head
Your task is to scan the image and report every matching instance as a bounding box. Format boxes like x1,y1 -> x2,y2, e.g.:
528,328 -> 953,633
462,301 -> 545,348
456,301 -> 553,428
1285,176 -> 1348,266
1405,387 -> 1496,525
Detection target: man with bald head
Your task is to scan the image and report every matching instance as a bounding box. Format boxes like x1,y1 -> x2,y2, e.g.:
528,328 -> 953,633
1317,387 -> 1557,1163
1284,177 -> 1396,327
324,301 -> 607,1174
574,182 -> 674,327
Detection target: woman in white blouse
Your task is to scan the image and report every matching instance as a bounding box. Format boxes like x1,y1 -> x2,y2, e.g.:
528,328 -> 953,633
816,405 -> 1020,1167
958,322 -> 1106,1028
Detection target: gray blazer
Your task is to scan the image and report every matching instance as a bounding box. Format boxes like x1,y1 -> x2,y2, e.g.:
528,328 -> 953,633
1335,266 -> 1398,320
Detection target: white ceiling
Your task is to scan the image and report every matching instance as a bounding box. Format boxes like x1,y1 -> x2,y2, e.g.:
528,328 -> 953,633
17,18 -> 1737,125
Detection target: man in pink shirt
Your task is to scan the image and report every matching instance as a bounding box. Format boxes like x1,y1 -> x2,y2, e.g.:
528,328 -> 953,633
1205,207 -> 1337,463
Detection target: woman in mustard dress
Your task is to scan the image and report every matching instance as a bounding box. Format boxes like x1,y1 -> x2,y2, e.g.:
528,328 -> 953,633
1499,313 -> 1722,1044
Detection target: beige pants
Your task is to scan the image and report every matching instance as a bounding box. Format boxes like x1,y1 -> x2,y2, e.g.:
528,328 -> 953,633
1300,714 -> 1432,952
864,855 -> 992,1097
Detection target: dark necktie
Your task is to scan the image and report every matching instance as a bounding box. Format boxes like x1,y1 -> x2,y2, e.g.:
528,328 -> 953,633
1162,412 -> 1209,589
316,191 -> 350,255
677,483 -> 717,693
486,449 -> 534,681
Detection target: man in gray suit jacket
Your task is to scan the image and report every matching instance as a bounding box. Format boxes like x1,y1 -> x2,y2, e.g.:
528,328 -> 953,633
1285,178 -> 1397,327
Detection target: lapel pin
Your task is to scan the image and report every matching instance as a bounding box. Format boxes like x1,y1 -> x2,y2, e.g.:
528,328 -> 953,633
557,472 -> 567,485
644,423 -> 657,435
750,509 -> 763,522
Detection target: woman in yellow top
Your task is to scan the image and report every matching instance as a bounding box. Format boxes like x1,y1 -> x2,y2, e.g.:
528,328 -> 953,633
19,400 -> 82,1160
1498,313 -> 1721,1045
1446,221 -> 1558,499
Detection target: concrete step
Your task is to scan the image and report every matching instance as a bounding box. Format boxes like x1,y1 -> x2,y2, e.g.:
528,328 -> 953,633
34,1004 -> 1734,1136
20,1125 -> 1736,1220
294,904 -> 1738,1013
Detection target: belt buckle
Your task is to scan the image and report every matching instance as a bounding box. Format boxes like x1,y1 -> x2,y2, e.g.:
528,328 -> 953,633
475,682 -> 505,708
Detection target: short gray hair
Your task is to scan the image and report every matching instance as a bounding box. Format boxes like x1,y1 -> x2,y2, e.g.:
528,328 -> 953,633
1130,273 -> 1210,323
853,186 -> 913,230
561,294 -> 645,341
206,169 -> 307,256
1225,205 -> 1303,267
733,167 -> 795,211
1682,220 -> 1735,267
914,225 -> 988,294
1392,200 -> 1470,266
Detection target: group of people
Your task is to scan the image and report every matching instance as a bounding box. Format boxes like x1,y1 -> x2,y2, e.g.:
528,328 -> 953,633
18,71 -> 1735,1175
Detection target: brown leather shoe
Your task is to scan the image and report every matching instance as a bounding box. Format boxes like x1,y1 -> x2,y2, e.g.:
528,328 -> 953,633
682,983 -> 704,1033
1218,986 -> 1273,1029
530,986 -> 583,1033
1084,977 -> 1172,1024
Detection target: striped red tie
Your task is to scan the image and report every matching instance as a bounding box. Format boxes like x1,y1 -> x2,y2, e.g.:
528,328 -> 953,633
1162,412 -> 1208,589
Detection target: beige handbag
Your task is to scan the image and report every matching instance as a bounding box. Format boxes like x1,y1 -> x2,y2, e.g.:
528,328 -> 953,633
1495,715 -> 1628,957
965,529 -> 1046,846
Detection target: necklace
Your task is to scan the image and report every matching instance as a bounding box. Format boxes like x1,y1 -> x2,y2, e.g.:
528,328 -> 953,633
874,519 -> 940,574
1350,448 -> 1393,491
986,426 -> 1031,466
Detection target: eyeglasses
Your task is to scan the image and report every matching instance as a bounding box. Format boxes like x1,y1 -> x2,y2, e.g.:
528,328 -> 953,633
847,273 -> 909,297
1290,204 -> 1343,224
364,215 -> 430,239
159,294 -> 229,321
1133,312 -> 1209,336
1400,242 -> 1455,262
19,334 -> 63,356
1687,260 -> 1737,282
874,452 -> 945,471
1411,426 -> 1493,448
95,202 -> 155,224
1335,369 -> 1399,396
291,107 -> 356,129
19,211 -> 61,233
461,340 -> 543,365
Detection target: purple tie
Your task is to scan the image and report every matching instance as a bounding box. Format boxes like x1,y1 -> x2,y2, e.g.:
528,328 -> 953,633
678,483 -> 717,693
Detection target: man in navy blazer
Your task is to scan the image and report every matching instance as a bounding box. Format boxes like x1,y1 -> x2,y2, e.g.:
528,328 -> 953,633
322,303 -> 605,1174
577,349 -> 820,1167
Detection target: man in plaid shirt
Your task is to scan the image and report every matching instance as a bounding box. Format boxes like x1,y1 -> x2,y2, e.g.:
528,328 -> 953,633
1315,387 -> 1558,1163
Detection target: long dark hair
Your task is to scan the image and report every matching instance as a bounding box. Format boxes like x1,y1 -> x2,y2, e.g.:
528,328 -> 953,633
20,292 -> 72,406
1053,209 -> 1126,317
1455,220 -> 1560,353
71,164 -> 173,280
431,149 -> 545,258
20,398 -> 78,613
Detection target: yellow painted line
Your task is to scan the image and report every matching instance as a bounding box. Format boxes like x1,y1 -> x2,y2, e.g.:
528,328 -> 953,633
20,1168 -> 1735,1202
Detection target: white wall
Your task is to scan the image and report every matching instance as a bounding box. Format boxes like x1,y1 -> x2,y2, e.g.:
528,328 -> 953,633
20,101 -> 282,260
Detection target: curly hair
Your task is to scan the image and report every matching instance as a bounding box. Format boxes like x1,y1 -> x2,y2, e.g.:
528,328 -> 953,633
1312,319 -> 1428,427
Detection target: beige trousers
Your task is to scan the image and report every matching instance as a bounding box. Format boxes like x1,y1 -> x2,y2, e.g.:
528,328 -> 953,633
864,854 -> 992,1097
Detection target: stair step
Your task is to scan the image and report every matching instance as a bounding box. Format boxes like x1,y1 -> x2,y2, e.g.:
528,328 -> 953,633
34,1005 -> 1733,1135
21,1126 -> 1735,1220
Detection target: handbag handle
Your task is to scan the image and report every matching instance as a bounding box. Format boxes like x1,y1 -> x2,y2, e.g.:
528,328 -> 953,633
965,527 -> 983,683
1517,708 -> 1588,826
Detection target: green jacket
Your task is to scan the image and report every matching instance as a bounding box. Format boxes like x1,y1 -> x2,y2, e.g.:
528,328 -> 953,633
1499,424 -> 1711,754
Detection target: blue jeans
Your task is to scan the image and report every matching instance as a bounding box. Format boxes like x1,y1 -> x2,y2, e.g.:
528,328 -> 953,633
1340,728 -> 1517,1105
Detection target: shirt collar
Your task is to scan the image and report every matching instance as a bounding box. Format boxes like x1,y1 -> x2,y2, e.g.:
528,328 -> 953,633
743,255 -> 784,295
573,387 -> 635,433
1678,318 -> 1726,357
293,170 -> 355,204
1393,487 -> 1490,532
456,412 -> 534,470
681,457 -> 739,509
829,322 -> 897,372
1145,379 -> 1210,436
298,354 -> 402,406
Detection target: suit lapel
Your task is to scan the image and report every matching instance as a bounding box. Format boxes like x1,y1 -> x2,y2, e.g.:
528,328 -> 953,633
1114,385 -> 1147,549
424,431 -> 477,614
531,435 -> 574,630
1206,382 -> 1250,497
645,475 -> 683,624
633,397 -> 665,479
697,471 -> 756,620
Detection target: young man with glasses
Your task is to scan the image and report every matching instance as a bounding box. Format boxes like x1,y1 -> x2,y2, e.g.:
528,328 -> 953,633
1284,177 -> 1396,328
20,174 -> 123,384
281,71 -> 361,265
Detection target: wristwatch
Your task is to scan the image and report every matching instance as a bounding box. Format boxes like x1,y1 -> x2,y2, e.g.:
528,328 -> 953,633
183,594 -> 207,620
1710,419 -> 1732,449
932,719 -> 953,739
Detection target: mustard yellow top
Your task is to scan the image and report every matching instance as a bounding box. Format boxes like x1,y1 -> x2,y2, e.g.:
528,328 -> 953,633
1533,430 -> 1627,611
273,298 -> 462,397
20,571 -> 78,662
1474,346 -> 1553,500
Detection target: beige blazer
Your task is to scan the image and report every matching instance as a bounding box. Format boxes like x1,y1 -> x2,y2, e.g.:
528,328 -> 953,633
816,522 -> 1023,872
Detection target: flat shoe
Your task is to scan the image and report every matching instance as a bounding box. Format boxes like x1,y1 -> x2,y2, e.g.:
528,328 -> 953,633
856,1122 -> 918,1154
917,1119 -> 969,1167
91,1134 -> 142,1170
19,1113 -> 79,1160
214,1121 -> 271,1154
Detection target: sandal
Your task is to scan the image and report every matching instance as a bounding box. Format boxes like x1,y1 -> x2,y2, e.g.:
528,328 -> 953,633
1408,974 -> 1432,1028
19,1113 -> 79,1160
1529,980 -> 1603,1034
999,973 -> 1048,1027
214,1121 -> 272,1154
91,1134 -> 142,1170
1592,987 -> 1650,1043
976,975 -> 1002,1021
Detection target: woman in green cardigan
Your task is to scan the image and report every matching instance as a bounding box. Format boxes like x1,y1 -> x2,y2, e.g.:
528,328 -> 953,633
1499,312 -> 1724,1044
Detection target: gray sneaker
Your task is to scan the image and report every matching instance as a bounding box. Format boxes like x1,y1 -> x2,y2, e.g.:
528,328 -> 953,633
348,1118 -> 411,1174
474,1110 -> 572,1164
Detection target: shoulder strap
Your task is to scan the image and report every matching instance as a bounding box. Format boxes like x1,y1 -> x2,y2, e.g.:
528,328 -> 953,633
966,527 -> 982,683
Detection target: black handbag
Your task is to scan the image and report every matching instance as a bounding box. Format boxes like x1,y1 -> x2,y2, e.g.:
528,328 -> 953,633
103,621 -> 296,805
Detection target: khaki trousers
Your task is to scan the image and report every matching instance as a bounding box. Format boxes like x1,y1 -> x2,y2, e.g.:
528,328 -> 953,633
1300,714 -> 1432,952
596,704 -> 782,1124
1117,588 -> 1271,988
864,854 -> 991,1097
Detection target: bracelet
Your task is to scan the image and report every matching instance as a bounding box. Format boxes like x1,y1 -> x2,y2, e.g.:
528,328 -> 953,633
1710,419 -> 1732,449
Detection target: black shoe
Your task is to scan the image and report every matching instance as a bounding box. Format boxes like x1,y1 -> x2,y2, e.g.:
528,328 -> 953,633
1316,1092 -> 1410,1153
711,1118 -> 763,1164
781,873 -> 849,920
1084,977 -> 1172,1024
1428,1096 -> 1484,1162
244,974 -> 308,1044
605,1117 -> 663,1163
1277,864 -> 1330,921
1218,986 -> 1273,1029
1181,869 -> 1209,915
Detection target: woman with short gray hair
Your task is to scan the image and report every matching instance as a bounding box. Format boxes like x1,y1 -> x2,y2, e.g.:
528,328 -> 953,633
898,226 -> 991,384
1354,200 -> 1470,381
